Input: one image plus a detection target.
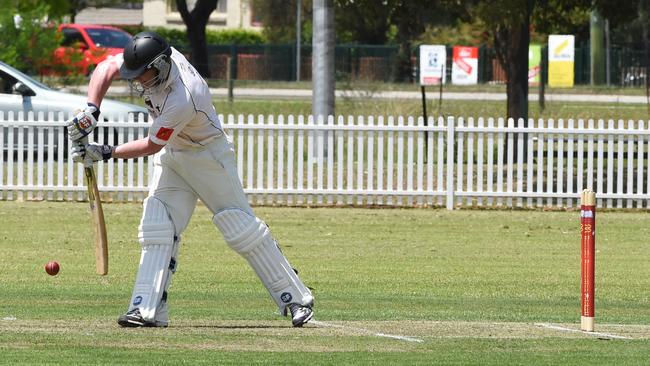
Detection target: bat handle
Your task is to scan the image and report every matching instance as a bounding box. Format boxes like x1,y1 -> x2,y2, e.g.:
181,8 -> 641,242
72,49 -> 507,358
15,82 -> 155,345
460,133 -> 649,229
77,136 -> 94,168
84,158 -> 94,169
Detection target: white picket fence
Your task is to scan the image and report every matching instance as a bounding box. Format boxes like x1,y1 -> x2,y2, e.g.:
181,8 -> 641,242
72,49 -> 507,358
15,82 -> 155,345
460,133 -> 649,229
2,111 -> 650,209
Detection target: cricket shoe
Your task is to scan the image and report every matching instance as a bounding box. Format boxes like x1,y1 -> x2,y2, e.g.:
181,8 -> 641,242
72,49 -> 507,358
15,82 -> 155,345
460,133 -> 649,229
117,309 -> 168,328
289,303 -> 314,327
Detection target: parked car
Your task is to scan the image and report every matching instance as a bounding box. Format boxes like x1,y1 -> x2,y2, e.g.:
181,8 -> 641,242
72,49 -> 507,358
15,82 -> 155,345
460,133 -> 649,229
0,61 -> 147,156
53,24 -> 132,75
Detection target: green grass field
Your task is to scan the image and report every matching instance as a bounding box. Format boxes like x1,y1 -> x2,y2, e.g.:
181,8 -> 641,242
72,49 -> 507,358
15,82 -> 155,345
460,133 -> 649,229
214,97 -> 650,122
106,80 -> 650,122
215,82 -> 650,121
1,201 -> 650,365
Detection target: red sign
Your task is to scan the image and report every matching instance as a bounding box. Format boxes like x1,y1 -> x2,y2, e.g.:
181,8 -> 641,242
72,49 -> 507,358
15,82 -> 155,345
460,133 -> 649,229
453,46 -> 478,74
452,46 -> 478,85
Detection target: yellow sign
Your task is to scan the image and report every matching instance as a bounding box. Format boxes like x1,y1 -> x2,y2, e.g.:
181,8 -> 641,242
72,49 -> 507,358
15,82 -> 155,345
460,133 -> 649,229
549,62 -> 574,88
548,35 -> 574,88
553,39 -> 569,57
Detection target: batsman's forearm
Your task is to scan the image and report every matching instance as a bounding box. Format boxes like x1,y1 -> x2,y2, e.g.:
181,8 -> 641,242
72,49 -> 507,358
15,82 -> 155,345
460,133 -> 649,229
112,137 -> 164,159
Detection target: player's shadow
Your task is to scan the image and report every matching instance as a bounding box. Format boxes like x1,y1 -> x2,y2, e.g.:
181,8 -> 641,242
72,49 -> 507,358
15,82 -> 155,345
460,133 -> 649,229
178,324 -> 289,329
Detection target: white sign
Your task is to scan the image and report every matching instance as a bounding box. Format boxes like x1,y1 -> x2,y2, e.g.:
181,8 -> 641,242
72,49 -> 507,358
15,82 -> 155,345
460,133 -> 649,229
419,45 -> 446,85
451,46 -> 478,85
548,35 -> 575,87
548,35 -> 575,62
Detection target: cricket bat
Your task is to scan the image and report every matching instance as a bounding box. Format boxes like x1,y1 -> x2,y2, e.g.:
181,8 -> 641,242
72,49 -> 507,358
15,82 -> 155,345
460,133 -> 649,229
84,164 -> 108,275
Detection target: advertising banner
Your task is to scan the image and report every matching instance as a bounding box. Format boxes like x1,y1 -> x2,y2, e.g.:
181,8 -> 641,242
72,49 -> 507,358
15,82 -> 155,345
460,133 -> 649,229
419,45 -> 446,85
548,35 -> 575,87
451,46 -> 478,85
528,44 -> 541,85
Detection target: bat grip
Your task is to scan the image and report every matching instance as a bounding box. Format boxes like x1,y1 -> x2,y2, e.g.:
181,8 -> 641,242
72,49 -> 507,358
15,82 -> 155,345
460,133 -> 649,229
84,166 -> 96,202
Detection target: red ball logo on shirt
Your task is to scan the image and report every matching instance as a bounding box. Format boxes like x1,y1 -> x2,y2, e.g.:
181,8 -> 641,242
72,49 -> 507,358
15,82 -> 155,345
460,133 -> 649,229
156,127 -> 174,141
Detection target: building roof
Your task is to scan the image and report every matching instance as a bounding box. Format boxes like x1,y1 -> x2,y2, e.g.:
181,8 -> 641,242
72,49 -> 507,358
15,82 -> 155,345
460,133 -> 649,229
75,7 -> 142,26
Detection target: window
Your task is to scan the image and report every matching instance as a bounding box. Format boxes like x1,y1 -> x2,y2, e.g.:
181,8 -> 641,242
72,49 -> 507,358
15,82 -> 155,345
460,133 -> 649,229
86,28 -> 131,48
250,1 -> 262,26
61,29 -> 86,47
0,71 -> 18,95
217,0 -> 228,12
167,0 -> 177,12
168,0 -> 227,13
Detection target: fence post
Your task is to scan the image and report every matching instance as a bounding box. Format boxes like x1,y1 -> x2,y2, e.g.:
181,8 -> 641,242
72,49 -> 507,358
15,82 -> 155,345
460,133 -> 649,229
446,116 -> 455,210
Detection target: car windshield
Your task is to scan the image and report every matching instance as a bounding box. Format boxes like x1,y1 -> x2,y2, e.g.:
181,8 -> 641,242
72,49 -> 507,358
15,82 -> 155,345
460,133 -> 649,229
86,28 -> 131,48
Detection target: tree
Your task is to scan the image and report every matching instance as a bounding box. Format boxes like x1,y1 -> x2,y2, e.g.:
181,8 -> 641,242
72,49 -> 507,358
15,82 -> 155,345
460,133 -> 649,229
335,0 -> 393,44
390,1 -> 471,82
176,0 -> 217,77
252,0 -> 312,44
255,0 -> 470,81
476,0 -> 642,121
332,1 -> 471,81
475,0 -> 601,121
592,1 -> 650,103
0,0 -> 71,18
474,0 -> 537,122
0,2 -> 62,75
533,0 -> 591,39
590,0 -> 639,43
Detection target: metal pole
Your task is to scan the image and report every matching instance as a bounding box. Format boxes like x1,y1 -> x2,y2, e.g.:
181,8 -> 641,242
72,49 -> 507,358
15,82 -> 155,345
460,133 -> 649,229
312,0 -> 335,157
605,19 -> 610,86
421,86 -> 428,159
590,9 -> 605,85
539,46 -> 546,111
438,64 -> 443,114
296,0 -> 301,82
421,86 -> 428,122
312,0 -> 335,120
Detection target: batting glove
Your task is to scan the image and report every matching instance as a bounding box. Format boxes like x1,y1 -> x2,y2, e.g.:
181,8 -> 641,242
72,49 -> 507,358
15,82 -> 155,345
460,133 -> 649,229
66,103 -> 100,142
71,143 -> 115,164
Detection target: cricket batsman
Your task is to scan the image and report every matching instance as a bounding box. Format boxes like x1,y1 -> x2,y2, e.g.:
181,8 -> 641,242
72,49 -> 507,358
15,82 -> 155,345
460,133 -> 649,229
66,31 -> 314,327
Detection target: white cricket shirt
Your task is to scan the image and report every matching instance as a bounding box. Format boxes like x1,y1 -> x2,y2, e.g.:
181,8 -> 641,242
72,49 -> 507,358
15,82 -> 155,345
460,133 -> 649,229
113,47 -> 223,150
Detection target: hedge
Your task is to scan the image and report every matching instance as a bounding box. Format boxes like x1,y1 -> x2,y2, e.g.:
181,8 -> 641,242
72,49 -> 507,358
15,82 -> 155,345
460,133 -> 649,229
119,25 -> 266,47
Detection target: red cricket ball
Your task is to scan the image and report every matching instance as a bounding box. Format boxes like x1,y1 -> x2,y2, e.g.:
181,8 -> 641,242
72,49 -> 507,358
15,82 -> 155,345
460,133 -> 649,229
45,261 -> 60,276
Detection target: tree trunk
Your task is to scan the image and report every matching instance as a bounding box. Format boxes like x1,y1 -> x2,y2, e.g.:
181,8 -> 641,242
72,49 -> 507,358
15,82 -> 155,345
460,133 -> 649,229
505,20 -> 530,124
186,24 -> 210,77
493,1 -> 533,124
177,0 -> 217,78
491,0 -> 533,161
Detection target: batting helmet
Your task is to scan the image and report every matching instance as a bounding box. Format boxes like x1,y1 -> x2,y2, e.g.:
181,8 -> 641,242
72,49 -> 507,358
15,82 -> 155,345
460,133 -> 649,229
120,31 -> 172,91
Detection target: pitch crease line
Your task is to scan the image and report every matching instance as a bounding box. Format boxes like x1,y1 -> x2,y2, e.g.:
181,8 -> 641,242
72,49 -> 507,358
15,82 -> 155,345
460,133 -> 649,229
310,320 -> 424,343
535,323 -> 632,340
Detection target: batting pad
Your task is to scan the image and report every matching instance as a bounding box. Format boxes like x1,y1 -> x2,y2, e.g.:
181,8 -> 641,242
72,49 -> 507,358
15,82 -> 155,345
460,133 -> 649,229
129,196 -> 177,322
213,208 -> 313,315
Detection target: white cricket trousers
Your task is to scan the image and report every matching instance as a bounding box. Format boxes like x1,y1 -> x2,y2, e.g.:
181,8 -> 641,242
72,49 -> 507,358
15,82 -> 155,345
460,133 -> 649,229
147,133 -> 253,233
